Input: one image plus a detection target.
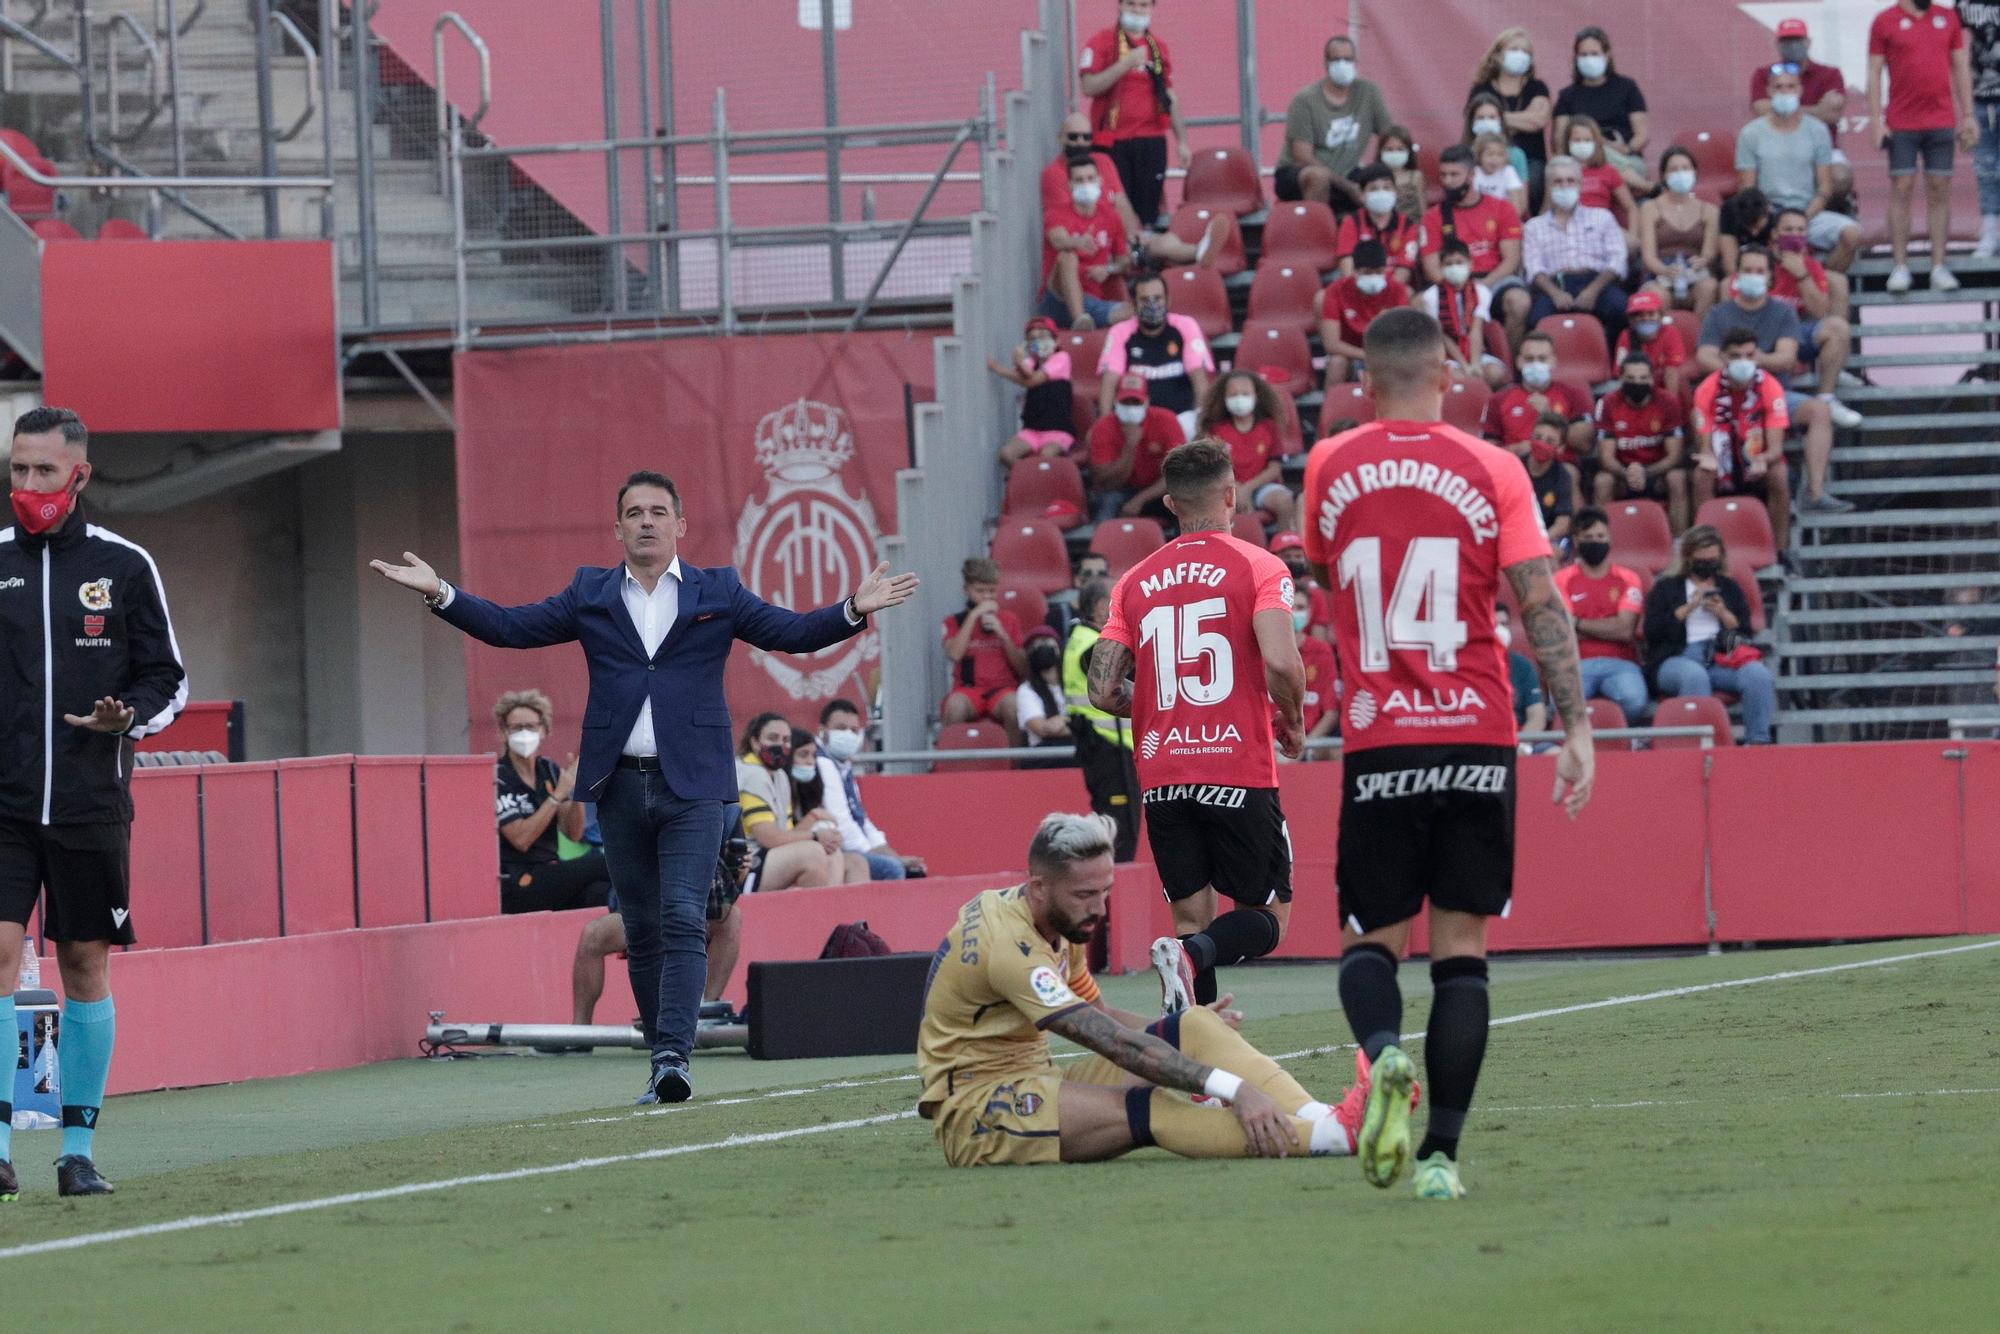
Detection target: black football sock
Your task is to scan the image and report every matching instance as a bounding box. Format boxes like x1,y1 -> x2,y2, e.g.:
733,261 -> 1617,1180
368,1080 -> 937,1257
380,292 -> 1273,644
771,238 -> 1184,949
1416,956 -> 1491,1163
1337,942 -> 1402,1063
1182,909 -> 1281,1007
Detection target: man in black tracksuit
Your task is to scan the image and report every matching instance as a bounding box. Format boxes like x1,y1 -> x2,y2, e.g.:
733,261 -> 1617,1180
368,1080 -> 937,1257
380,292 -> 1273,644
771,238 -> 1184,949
0,407 -> 186,1202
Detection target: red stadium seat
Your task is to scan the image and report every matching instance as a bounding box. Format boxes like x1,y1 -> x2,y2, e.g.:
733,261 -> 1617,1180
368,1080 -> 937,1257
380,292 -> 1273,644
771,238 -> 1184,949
990,518 -> 1072,595
1441,378 -> 1492,434
1090,517 -> 1167,577
1273,389 -> 1305,456
5,154 -> 58,219
1604,500 -> 1675,575
931,722 -> 1013,773
1181,145 -> 1264,217
1232,512 -> 1267,545
1004,457 -> 1087,529
1727,555 -> 1768,633
1679,129 -> 1737,205
1246,262 -> 1323,334
1060,328 -> 1110,403
1651,695 -> 1735,748
1165,203 -> 1245,277
1233,320 -> 1314,398
1586,697 -> 1630,737
30,218 -> 80,241
1162,265 -> 1232,340
1259,200 -> 1341,273
1697,496 -> 1780,573
1535,314 -> 1613,386
996,581 -> 1049,632
1484,317 -> 1512,365
1318,382 -> 1376,437
95,218 -> 149,239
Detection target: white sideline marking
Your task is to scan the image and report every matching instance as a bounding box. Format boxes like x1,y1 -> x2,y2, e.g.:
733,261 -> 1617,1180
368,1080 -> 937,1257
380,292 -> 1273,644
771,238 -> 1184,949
0,1112 -> 918,1261
1840,1087 -> 2000,1100
4,936 -> 1994,1261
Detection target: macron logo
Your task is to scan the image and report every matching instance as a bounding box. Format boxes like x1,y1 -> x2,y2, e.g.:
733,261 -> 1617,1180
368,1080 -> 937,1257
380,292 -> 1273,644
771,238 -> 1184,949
0,576 -> 23,591
111,908 -> 128,928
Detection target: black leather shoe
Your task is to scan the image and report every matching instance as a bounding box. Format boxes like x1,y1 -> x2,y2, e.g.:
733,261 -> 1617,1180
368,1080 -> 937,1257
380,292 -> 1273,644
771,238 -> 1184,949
54,1155 -> 114,1197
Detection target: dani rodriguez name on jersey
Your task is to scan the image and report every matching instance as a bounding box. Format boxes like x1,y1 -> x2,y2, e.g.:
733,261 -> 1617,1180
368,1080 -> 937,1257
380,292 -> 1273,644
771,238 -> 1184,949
1315,455 -> 1502,546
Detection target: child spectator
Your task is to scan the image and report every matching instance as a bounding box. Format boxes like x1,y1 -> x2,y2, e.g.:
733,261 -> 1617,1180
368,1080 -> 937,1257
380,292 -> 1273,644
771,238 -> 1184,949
1614,289 -> 1691,404
1553,507 -> 1652,724
1472,133 -> 1530,218
1525,412 -> 1577,549
989,316 -> 1076,466
1374,124 -> 1427,221
1197,369 -> 1298,533
1419,238 -> 1509,389
1560,114 -> 1638,225
1334,164 -> 1420,279
941,557 -> 1027,740
1319,239 -> 1412,386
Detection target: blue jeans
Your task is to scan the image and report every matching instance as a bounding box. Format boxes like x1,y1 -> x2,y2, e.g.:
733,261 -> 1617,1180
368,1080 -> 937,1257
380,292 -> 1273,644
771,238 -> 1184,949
1975,103 -> 2000,217
864,850 -> 907,881
1579,657 -> 1648,724
1656,643 -> 1776,744
594,767 -> 730,1068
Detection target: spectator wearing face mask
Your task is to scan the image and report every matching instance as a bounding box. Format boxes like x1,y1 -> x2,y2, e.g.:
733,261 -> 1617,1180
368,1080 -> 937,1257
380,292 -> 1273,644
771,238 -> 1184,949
1062,579 -> 1139,860
1643,526 -> 1776,743
1042,112 -> 1139,239
1552,27 -> 1652,191
1737,64 -> 1864,273
942,557 -> 1027,739
1319,239 -> 1412,387
737,712 -> 848,892
989,316 -> 1076,467
1594,353 -> 1690,531
1637,148 -> 1720,321
493,689 -> 612,915
1491,603 -> 1549,735
1553,507 -> 1652,725
1087,372 -> 1183,520
1012,633 -> 1076,766
1614,290 -> 1691,406
1271,531 -> 1333,643
1465,90 -> 1530,186
1868,0 -> 1977,295
1717,186 -> 1775,280
1374,125 -> 1426,221
815,699 -> 927,879
1560,116 -> 1640,230
1040,157 -> 1134,331
1334,165 -> 1419,280
1484,330 -> 1595,462
1753,18 -> 1855,211
1695,249 -> 1857,516
1472,132 -> 1530,218
1524,412 -> 1577,548
1078,0 -> 1189,229
1198,369 -> 1298,534
1768,206 -> 1861,415
1275,32 -> 1392,210
1419,238 -> 1510,390
1522,155 -> 1631,347
1291,583 -> 1340,754
1422,145 -> 1529,348
1096,270 -> 1214,439
1471,28 -> 1553,209
1691,329 -> 1798,550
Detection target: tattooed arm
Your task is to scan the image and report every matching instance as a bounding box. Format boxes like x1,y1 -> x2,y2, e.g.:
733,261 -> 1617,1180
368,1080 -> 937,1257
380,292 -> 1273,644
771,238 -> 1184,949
1506,555 -> 1597,818
1044,1004 -> 1213,1094
1085,636 -> 1135,718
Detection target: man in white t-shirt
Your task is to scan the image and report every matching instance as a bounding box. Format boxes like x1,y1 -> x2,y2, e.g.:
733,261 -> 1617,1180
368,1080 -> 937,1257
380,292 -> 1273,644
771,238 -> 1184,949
815,698 -> 926,882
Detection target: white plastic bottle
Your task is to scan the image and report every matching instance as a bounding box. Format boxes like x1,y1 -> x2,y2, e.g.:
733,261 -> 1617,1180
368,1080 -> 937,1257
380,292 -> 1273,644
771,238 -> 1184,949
17,936 -> 37,990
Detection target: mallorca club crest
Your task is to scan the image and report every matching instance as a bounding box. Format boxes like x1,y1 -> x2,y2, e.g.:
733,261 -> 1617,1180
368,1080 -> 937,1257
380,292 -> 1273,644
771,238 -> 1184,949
734,398 -> 882,700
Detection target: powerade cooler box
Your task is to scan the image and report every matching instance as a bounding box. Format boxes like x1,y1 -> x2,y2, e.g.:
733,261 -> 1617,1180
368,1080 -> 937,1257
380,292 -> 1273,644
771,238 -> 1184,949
11,988 -> 60,1129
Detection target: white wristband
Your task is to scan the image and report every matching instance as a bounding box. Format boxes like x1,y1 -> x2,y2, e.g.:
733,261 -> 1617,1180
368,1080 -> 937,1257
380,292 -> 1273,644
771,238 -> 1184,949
1203,1070 -> 1244,1103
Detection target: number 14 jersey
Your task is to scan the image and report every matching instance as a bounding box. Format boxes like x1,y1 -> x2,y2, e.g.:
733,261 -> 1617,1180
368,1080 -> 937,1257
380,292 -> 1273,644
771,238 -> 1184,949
1098,531 -> 1295,790
1301,420 -> 1550,754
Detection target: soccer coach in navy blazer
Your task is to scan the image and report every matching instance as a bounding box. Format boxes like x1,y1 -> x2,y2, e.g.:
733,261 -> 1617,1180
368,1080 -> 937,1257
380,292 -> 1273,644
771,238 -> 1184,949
372,469 -> 918,1103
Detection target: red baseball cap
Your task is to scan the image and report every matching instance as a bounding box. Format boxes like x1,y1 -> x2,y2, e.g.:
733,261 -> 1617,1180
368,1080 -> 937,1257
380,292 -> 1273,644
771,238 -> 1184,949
1775,18 -> 1807,39
1626,289 -> 1663,315
1115,372 -> 1149,405
1024,315 -> 1059,337
1269,532 -> 1306,554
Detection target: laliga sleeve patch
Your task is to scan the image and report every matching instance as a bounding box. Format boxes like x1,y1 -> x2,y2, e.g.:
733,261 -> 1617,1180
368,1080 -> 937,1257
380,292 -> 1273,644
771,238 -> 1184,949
1029,965 -> 1078,1008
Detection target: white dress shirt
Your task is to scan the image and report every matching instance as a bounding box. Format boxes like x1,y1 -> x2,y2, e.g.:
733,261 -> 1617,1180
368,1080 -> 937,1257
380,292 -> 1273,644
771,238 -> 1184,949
622,558 -> 682,756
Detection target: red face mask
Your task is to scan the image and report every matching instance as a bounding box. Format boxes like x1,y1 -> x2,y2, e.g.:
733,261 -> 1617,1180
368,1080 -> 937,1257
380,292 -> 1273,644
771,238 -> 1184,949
1528,439 -> 1560,464
10,465 -> 81,535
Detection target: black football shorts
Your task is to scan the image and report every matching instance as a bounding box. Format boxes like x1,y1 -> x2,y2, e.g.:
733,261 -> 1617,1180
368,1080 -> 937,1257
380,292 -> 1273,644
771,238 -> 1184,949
1336,744 -> 1515,934
1143,784 -> 1293,906
0,817 -> 135,944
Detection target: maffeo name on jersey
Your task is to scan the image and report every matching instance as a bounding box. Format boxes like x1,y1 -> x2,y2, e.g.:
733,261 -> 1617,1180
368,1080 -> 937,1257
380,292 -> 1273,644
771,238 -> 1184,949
1316,458 -> 1500,545
1138,561 -> 1228,597
1351,762 -> 1509,803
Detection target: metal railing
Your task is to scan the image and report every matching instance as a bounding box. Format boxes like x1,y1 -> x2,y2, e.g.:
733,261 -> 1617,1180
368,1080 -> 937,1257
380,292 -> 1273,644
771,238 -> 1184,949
0,136 -> 332,234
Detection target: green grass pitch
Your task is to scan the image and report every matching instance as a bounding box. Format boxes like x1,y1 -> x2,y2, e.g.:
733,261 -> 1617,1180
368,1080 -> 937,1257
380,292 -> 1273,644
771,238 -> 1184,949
3,937 -> 1996,1330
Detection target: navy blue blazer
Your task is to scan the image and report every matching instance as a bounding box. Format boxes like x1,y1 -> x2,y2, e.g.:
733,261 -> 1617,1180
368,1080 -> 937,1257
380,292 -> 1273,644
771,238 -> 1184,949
436,563 -> 862,802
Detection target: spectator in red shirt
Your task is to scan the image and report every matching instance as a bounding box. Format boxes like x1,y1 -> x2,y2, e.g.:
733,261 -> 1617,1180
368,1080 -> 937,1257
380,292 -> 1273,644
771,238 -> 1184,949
1087,371 -> 1183,519
1319,239 -> 1412,387
1691,330 -> 1794,548
1613,289 -> 1690,404
1869,0 -> 1977,293
1197,369 -> 1297,533
1040,158 -> 1134,331
1334,165 -> 1420,280
1042,112 -> 1139,238
1594,352 -> 1690,531
1560,115 -> 1639,225
1079,0 -> 1189,229
1770,207 -> 1859,409
1553,506 -> 1651,723
1422,145 -> 1530,349
1483,330 -> 1595,464
1271,531 -> 1333,644
1291,581 -> 1340,754
941,557 -> 1027,740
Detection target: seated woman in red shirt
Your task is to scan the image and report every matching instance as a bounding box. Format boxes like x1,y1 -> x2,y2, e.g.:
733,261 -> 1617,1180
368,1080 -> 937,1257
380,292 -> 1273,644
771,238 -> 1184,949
1196,369 -> 1297,535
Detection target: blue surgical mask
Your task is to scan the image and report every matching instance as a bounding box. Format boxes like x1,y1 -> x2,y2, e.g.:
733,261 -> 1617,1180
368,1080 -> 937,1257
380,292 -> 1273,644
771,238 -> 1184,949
1119,9 -> 1149,34
1633,319 -> 1661,341
1576,54 -> 1608,80
790,762 -> 817,784
1292,609 -> 1310,633
1728,358 -> 1758,386
1736,272 -> 1769,301
1501,48 -> 1532,77
1520,361 -> 1553,390
1665,169 -> 1696,195
1327,59 -> 1357,87
1770,93 -> 1801,118
1549,185 -> 1581,212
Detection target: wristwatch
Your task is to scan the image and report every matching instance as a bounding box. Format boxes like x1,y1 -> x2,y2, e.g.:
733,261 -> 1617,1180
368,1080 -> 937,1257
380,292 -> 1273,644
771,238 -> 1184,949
424,580 -> 452,610
844,596 -> 864,625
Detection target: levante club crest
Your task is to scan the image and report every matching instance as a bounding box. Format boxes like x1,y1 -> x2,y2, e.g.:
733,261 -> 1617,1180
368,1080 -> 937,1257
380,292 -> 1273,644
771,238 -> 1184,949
734,398 -> 882,700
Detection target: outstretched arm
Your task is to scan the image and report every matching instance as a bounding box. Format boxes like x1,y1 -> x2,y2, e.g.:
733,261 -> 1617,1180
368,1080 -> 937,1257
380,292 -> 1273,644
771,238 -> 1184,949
731,561 -> 920,654
1507,556 -> 1595,818
371,551 -> 579,649
1085,636 -> 1135,717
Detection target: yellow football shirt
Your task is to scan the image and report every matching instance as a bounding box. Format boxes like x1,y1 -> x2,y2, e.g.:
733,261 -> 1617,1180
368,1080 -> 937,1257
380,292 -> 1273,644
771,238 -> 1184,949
917,885 -> 1102,1117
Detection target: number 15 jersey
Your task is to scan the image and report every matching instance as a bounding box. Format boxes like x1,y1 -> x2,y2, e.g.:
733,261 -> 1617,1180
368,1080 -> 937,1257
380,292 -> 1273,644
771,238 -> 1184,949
1301,420 -> 1550,754
1098,530 -> 1295,790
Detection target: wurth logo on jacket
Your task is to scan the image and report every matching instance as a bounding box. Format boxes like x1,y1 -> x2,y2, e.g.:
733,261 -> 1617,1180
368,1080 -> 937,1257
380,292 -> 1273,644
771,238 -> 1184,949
0,509 -> 187,825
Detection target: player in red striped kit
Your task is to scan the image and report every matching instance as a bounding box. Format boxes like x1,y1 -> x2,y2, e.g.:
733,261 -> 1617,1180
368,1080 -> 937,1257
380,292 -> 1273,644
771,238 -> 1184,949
1301,308 -> 1594,1200
1086,440 -> 1307,1017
